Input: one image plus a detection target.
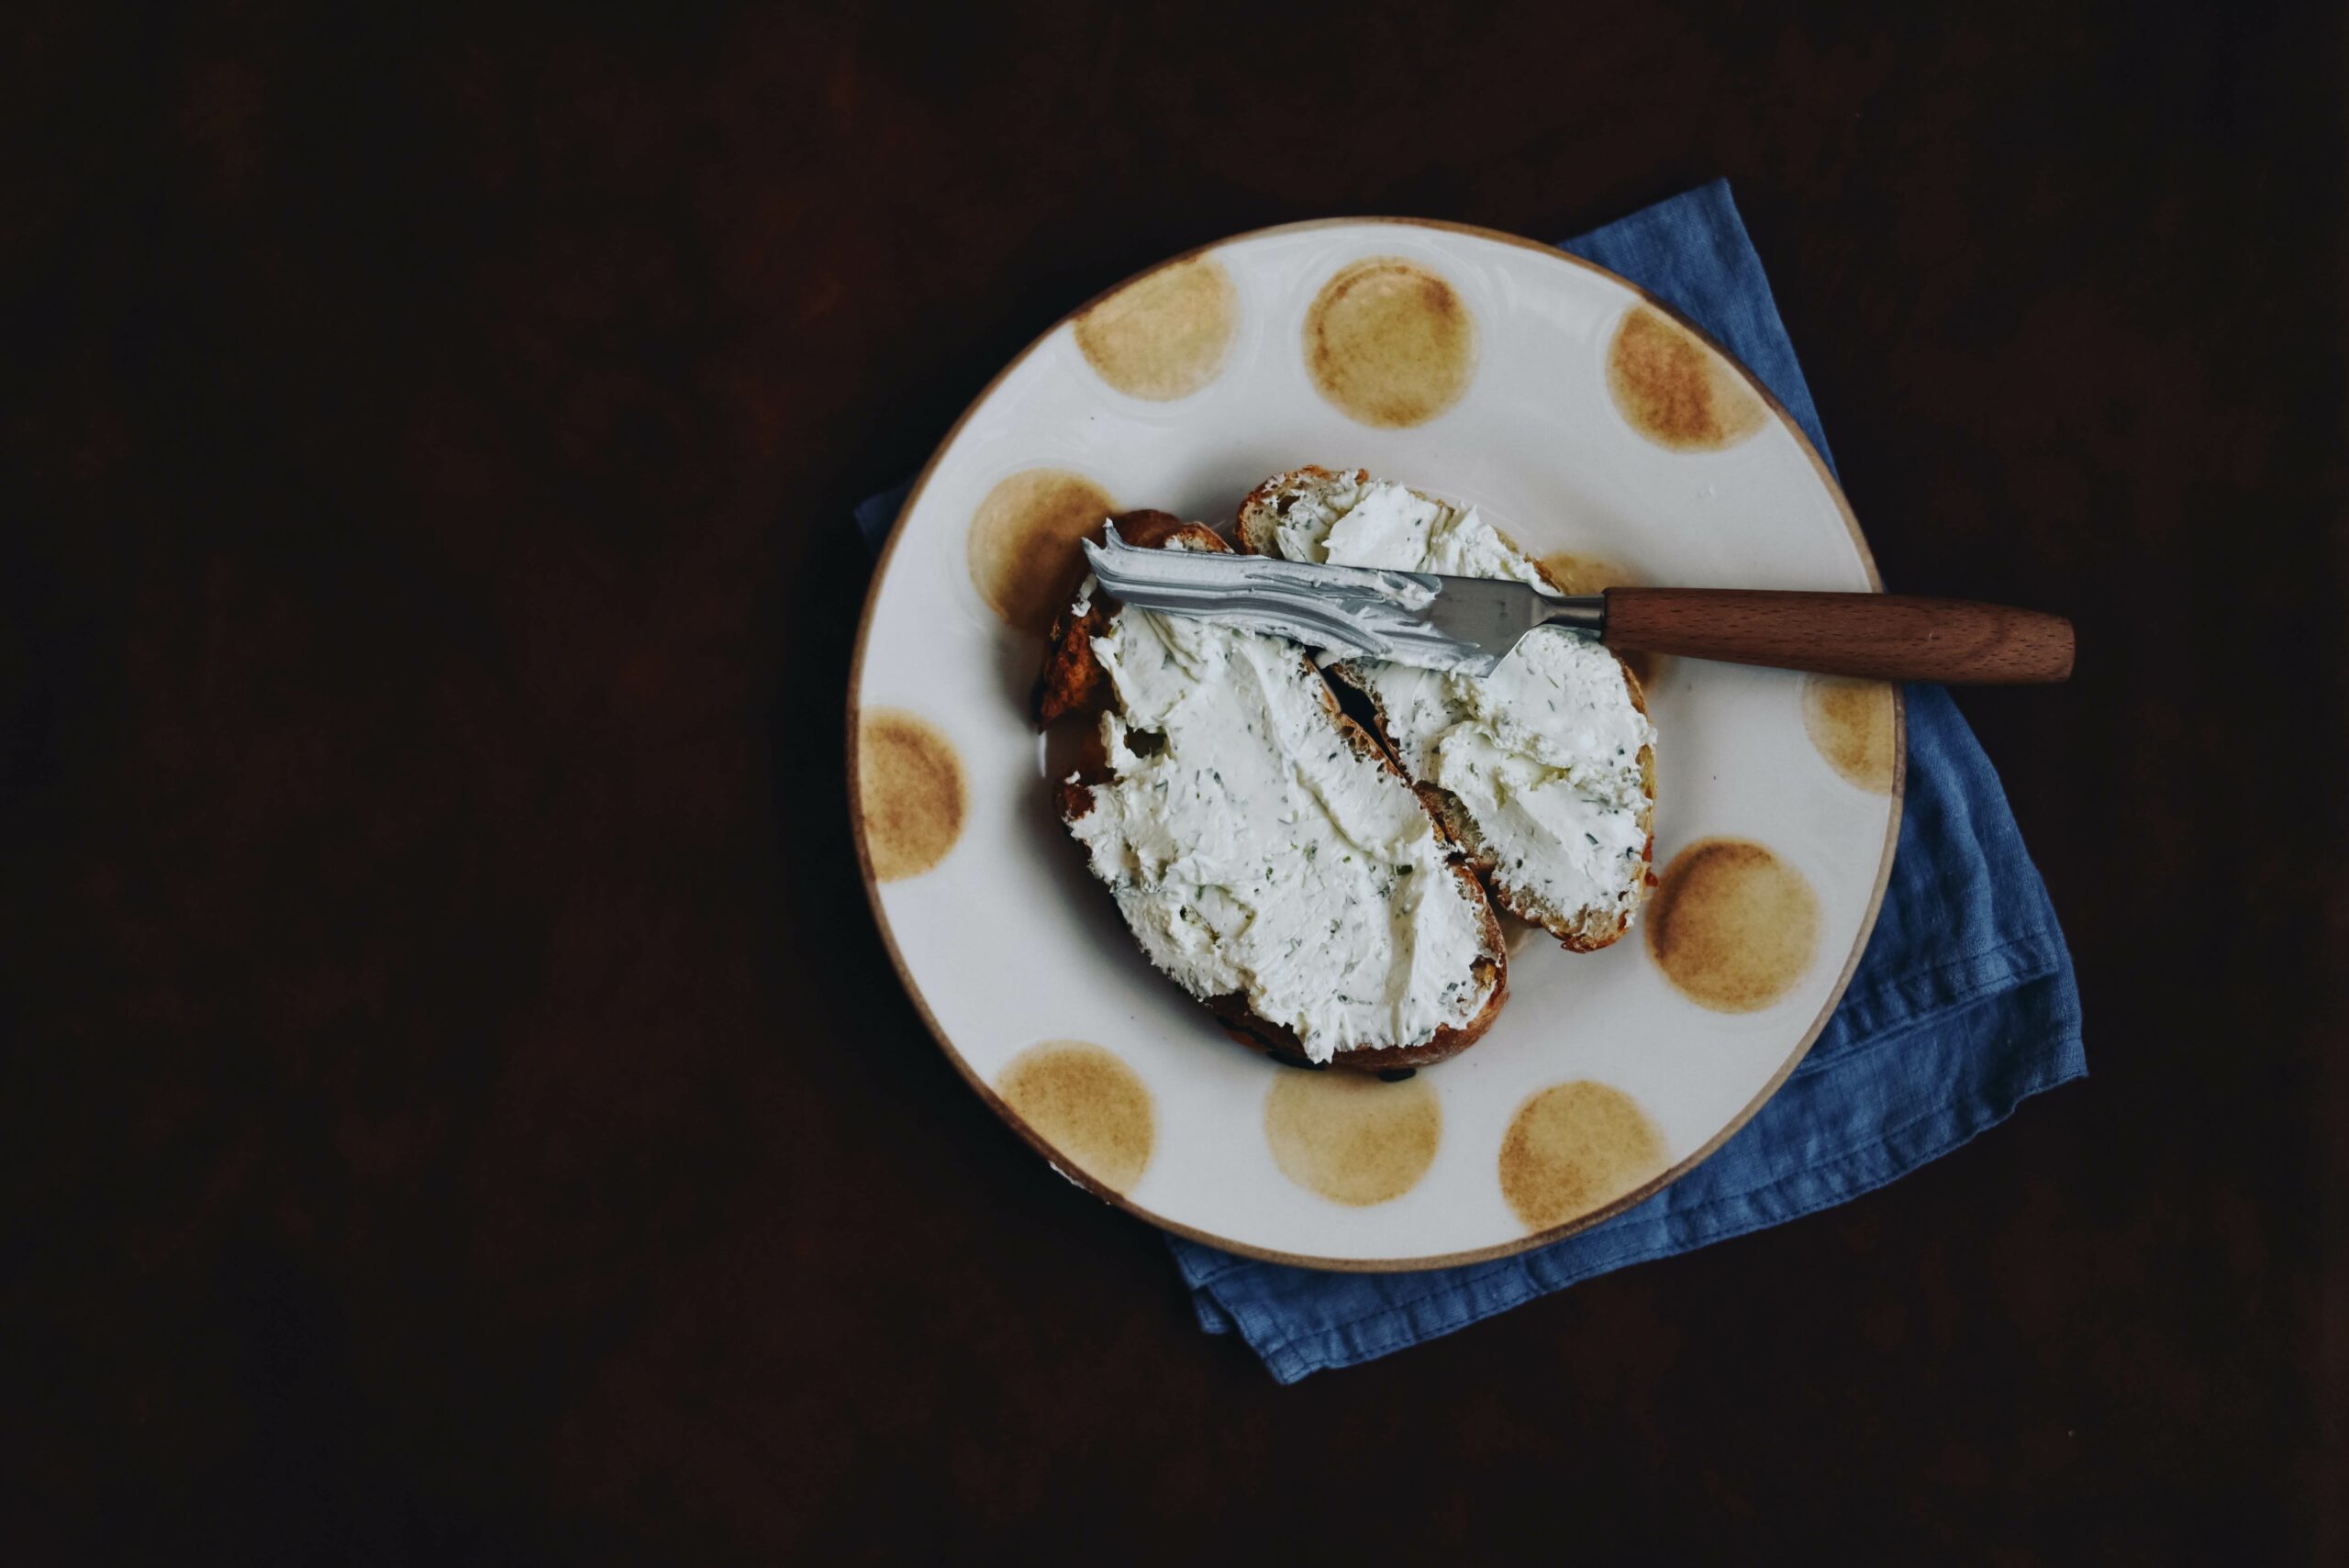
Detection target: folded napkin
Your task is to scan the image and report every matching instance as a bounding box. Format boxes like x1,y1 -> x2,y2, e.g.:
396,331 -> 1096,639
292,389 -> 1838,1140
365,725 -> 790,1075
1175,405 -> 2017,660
854,181 -> 2085,1385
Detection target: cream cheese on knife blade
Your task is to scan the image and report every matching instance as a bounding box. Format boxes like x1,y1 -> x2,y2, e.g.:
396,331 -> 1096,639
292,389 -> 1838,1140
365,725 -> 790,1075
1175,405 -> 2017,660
1080,525 -> 1487,674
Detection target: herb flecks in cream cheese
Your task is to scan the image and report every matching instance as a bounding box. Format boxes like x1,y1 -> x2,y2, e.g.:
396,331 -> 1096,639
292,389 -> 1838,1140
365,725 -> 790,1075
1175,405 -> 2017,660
1271,476 -> 1656,931
1065,600 -> 1497,1063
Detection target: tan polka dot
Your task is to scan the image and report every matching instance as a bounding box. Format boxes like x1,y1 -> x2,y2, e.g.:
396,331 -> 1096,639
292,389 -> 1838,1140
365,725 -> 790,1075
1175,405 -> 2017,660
967,468 -> 1120,635
1304,257 -> 1476,428
1646,838 -> 1820,1011
1074,257 -> 1237,400
1606,306 -> 1767,452
1803,674 -> 1898,794
1264,1070 -> 1442,1207
1538,549 -> 1664,692
858,708 -> 965,882
997,1041 -> 1154,1194
1498,1080 -> 1668,1231
1534,550 -> 1634,597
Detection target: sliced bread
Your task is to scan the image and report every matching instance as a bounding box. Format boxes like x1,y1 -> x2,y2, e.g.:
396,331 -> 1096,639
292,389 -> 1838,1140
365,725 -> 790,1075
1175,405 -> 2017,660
1236,468 -> 1658,951
1039,511 -> 1507,1070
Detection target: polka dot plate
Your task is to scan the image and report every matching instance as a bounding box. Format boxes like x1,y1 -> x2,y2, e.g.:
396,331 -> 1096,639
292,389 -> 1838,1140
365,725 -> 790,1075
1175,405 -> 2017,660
850,220 -> 1901,1271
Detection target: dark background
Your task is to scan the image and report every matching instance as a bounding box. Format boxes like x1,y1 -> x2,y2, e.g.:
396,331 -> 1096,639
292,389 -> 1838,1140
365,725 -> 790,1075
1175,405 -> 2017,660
8,1 -> 2344,1561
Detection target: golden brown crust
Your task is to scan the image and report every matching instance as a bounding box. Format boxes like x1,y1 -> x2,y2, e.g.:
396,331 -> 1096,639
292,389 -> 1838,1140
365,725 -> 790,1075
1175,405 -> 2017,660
1035,511 -> 1507,1073
1101,507 -> 1210,552
1033,508 -> 1201,726
1052,724 -> 1109,824
1032,617 -> 1104,728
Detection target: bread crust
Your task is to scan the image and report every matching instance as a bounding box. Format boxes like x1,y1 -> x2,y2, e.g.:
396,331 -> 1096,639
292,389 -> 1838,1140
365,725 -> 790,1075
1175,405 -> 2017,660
1033,508 -> 1197,727
1038,511 -> 1506,1072
1233,468 -> 1659,951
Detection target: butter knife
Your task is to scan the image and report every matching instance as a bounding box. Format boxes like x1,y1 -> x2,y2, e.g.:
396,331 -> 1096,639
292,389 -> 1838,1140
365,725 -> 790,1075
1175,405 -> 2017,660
1080,526 -> 2073,684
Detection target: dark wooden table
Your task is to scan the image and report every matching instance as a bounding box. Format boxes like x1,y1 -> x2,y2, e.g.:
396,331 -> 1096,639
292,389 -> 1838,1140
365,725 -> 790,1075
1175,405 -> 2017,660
10,4 -> 2344,1561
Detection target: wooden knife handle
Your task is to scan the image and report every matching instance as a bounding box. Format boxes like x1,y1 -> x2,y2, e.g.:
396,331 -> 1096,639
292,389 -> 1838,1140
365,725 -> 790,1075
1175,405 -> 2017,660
1600,588 -> 2075,684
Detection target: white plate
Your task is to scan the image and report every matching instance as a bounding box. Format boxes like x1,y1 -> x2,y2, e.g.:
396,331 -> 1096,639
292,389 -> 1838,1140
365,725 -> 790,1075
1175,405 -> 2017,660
850,219 -> 1901,1270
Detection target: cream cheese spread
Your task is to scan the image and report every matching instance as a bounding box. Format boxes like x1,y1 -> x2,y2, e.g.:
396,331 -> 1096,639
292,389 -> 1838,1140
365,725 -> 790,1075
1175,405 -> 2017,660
1268,475 -> 1656,931
1080,525 -> 1474,673
1064,599 -> 1497,1062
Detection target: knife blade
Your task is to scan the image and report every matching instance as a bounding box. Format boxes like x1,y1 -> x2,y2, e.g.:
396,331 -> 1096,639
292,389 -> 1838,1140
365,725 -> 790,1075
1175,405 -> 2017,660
1077,524 -> 2076,685
1079,524 -> 1597,678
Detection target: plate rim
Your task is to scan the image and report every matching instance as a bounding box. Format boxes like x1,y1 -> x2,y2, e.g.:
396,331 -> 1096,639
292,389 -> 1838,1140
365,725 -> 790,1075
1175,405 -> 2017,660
846,215 -> 1907,1273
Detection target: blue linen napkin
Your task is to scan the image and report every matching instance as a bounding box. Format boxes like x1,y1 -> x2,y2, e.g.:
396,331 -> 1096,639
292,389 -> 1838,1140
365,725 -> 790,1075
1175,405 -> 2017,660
854,180 -> 2085,1385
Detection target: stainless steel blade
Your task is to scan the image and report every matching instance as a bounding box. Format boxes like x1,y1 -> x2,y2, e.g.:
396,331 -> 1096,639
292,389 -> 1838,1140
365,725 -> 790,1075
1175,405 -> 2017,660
1408,573 -> 1598,673
1079,526 -> 1604,676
